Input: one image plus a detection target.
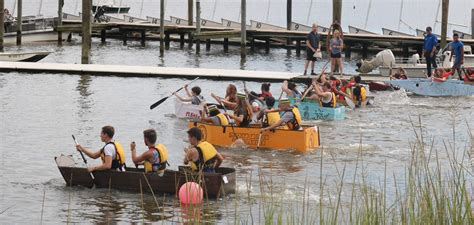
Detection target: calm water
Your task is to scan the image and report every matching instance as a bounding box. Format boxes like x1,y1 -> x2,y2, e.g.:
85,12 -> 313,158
0,37 -> 473,223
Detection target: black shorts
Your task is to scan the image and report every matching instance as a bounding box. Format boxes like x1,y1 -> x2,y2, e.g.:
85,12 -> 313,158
306,49 -> 317,61
331,52 -> 342,58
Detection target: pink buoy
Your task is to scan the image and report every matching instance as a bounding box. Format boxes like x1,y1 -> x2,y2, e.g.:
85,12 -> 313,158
179,182 -> 203,205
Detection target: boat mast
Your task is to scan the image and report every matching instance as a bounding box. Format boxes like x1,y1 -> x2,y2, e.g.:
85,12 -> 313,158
12,0 -> 17,17
397,0 -> 404,30
306,0 -> 313,24
433,0 -> 441,32
140,0 -> 144,18
266,0 -> 271,23
364,0 -> 372,29
211,0 -> 218,20
38,0 -> 43,16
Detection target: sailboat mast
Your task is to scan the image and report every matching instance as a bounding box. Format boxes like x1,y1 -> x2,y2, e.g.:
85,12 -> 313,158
364,0 -> 372,29
433,0 -> 441,32
306,0 -> 313,24
398,0 -> 404,30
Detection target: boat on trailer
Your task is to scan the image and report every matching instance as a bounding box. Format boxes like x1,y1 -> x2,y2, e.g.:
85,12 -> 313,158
188,121 -> 320,152
55,155 -> 235,198
386,78 -> 474,97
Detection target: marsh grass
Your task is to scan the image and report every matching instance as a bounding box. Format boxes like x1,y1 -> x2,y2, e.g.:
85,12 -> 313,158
232,115 -> 474,225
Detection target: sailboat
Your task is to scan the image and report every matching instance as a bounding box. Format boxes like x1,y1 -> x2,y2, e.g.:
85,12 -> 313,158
93,0 -> 130,14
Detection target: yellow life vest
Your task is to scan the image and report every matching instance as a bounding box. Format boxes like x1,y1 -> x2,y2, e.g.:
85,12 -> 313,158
263,110 -> 281,127
144,144 -> 169,173
319,92 -> 337,108
352,85 -> 367,104
216,113 -> 229,126
286,107 -> 302,130
100,141 -> 126,171
190,141 -> 218,172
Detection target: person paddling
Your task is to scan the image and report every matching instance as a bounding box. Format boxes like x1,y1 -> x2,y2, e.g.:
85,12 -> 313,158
224,93 -> 253,127
76,125 -> 126,172
130,129 -> 169,175
260,98 -> 302,132
200,105 -> 230,126
282,80 -> 302,99
211,84 -> 238,110
184,127 -> 224,173
257,96 -> 281,128
173,85 -> 205,105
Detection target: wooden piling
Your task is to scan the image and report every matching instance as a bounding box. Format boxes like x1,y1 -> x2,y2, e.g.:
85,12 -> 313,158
265,38 -> 270,54
160,0 -> 164,56
362,43 -> 368,59
188,33 -> 193,48
344,43 -> 351,59
296,40 -> 301,56
122,30 -> 127,46
241,0 -> 247,57
58,0 -> 63,46
16,0 -> 22,45
250,38 -> 255,51
223,38 -> 229,52
165,32 -> 170,49
206,39 -> 211,51
196,0 -> 201,54
0,0 -> 4,52
180,33 -> 185,48
440,0 -> 449,48
286,0 -> 292,46
141,30 -> 146,47
81,0 -> 92,64
188,0 -> 193,26
100,30 -> 106,43
332,0 -> 342,24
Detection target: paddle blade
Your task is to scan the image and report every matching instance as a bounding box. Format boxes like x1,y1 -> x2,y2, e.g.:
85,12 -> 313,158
150,96 -> 169,110
345,96 -> 356,109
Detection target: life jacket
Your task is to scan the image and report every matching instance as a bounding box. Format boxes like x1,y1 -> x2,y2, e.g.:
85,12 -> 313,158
216,113 -> 230,126
144,144 -> 169,173
285,106 -> 302,130
352,85 -> 367,105
190,141 -> 218,172
262,110 -> 281,128
320,92 -> 337,108
100,141 -> 126,171
235,107 -> 252,127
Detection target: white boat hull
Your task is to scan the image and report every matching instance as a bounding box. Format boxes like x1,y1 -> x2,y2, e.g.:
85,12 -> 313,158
0,51 -> 50,62
3,29 -> 63,45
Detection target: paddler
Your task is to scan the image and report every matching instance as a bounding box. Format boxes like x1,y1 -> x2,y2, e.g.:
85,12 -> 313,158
260,98 -> 302,132
282,80 -> 303,99
352,75 -> 367,107
184,127 -> 224,173
130,129 -> 169,175
256,96 -> 281,127
173,84 -> 205,105
211,84 -> 238,110
200,104 -> 230,126
75,125 -> 126,172
224,93 -> 253,127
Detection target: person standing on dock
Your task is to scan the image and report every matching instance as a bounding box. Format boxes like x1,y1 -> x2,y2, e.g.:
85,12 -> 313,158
423,26 -> 438,77
75,126 -> 127,172
303,23 -> 322,75
329,30 -> 344,77
130,129 -> 169,175
184,127 -> 224,173
449,33 -> 464,80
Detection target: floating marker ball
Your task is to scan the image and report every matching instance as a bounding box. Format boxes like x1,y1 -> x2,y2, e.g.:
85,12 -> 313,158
179,182 -> 203,205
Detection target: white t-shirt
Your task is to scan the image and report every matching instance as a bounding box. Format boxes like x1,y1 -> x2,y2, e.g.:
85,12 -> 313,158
103,143 -> 117,159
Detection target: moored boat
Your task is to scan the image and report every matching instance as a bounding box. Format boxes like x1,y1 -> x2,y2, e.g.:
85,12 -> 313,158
386,78 -> 474,97
0,51 -> 50,62
55,155 -> 235,198
188,121 -> 320,152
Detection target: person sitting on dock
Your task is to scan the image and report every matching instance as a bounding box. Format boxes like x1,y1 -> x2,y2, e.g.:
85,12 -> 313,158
211,84 -> 238,110
352,76 -> 367,107
260,98 -> 302,132
257,96 -> 281,128
200,105 -> 229,126
282,80 -> 302,99
449,33 -> 464,80
423,26 -> 438,77
329,30 -> 344,77
225,93 -> 253,127
173,85 -> 205,105
304,23 -> 322,75
130,129 -> 169,175
184,127 -> 224,173
76,125 -> 126,172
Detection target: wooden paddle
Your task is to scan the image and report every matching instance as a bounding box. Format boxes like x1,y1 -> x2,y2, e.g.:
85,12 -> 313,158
149,77 -> 199,110
72,135 -> 95,179
219,101 -> 247,148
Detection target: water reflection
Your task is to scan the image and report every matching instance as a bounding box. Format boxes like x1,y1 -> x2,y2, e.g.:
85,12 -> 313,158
75,75 -> 94,135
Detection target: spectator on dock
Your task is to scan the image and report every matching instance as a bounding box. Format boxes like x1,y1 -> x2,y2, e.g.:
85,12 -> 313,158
449,33 -> 464,80
3,8 -> 14,32
303,23 -> 322,75
329,30 -> 344,77
173,85 -> 205,105
423,26 -> 438,77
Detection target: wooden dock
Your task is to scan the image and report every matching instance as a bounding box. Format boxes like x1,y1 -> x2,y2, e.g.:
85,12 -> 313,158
0,61 -> 390,83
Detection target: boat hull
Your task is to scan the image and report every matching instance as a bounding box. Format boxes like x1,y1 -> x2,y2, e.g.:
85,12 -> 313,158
55,155 -> 235,198
188,122 -> 320,152
386,78 -> 474,96
0,51 -> 50,62
274,100 -> 346,121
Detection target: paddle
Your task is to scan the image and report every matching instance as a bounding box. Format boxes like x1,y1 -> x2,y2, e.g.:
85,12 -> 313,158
149,77 -> 200,110
72,135 -> 95,179
219,101 -> 247,148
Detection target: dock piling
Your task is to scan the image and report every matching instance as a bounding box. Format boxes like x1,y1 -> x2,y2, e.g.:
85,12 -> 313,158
160,0 -> 165,56
196,0 -> 201,54
81,0 -> 92,64
223,38 -> 229,52
188,0 -> 193,26
250,38 -> 255,51
0,0 -> 4,52
58,0 -> 63,46
333,0 -> 342,24
17,0 -> 22,45
265,38 -> 270,54
100,30 -> 106,43
165,32 -> 170,49
206,39 -> 211,51
440,0 -> 449,48
180,33 -> 185,48
241,0 -> 247,58
296,40 -> 301,56
122,30 -> 127,46
141,30 -> 146,47
286,0 -> 292,46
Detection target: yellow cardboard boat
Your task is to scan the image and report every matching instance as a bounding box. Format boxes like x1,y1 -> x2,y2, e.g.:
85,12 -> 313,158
188,122 -> 320,152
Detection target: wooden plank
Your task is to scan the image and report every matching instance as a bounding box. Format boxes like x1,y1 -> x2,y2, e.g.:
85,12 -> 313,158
193,30 -> 241,40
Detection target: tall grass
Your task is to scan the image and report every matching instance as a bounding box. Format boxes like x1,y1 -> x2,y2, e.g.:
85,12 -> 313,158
233,115 -> 474,225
